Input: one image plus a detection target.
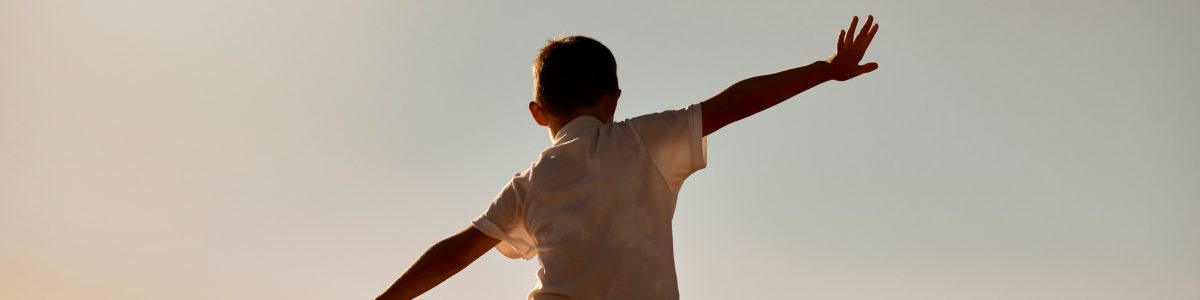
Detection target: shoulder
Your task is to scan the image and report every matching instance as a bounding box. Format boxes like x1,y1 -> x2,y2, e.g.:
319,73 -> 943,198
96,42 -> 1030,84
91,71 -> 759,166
619,104 -> 702,132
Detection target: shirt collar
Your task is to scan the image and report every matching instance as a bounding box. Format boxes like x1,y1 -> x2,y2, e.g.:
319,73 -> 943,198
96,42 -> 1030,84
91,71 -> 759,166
553,116 -> 602,144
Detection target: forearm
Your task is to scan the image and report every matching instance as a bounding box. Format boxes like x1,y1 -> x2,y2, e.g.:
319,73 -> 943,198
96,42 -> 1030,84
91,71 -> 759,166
701,60 -> 832,135
377,227 -> 497,300
377,240 -> 470,300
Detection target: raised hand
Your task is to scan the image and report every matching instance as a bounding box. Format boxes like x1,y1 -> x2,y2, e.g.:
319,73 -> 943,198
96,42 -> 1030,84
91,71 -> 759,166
826,15 -> 880,81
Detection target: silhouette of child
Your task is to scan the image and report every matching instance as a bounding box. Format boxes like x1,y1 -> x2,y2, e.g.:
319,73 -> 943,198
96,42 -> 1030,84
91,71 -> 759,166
379,15 -> 881,300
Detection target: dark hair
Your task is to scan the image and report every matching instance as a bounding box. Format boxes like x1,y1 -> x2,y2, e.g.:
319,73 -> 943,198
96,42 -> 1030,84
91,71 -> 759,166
533,36 -> 618,116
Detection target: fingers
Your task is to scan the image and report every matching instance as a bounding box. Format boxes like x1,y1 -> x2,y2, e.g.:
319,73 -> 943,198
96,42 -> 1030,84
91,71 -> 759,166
838,29 -> 846,53
846,16 -> 858,46
836,15 -> 881,68
859,15 -> 873,41
858,62 -> 879,74
859,23 -> 880,50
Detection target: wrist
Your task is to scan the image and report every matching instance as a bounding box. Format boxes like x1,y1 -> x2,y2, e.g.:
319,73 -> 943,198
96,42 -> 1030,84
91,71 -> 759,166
812,60 -> 834,82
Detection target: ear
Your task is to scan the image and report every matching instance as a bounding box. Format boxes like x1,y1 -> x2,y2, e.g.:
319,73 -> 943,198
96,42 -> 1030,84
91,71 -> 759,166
529,101 -> 549,126
602,89 -> 621,123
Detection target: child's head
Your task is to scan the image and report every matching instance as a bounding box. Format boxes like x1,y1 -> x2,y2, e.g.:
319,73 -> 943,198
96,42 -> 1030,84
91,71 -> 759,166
529,36 -> 621,128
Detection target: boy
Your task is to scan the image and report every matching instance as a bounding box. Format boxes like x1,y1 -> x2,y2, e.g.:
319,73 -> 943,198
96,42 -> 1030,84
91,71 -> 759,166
378,15 -> 880,300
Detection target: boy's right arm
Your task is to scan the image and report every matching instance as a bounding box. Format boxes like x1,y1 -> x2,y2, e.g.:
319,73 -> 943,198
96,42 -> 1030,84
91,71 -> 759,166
701,15 -> 880,136
376,226 -> 498,300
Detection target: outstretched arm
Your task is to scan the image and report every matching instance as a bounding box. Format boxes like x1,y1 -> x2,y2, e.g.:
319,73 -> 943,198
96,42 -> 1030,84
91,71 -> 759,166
376,226 -> 499,300
701,15 -> 880,136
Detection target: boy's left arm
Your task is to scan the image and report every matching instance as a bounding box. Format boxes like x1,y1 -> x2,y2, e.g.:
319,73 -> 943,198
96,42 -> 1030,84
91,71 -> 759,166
376,226 -> 499,300
701,15 -> 880,136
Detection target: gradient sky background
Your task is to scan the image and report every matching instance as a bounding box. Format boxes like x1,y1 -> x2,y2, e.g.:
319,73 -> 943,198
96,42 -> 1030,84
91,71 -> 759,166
3,0 -> 1198,299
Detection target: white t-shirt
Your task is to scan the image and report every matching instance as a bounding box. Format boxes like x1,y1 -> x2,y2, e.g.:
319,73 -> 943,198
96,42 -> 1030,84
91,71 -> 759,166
473,104 -> 707,300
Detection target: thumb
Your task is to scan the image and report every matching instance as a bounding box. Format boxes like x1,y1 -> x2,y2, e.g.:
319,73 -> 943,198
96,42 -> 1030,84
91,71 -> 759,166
858,62 -> 879,74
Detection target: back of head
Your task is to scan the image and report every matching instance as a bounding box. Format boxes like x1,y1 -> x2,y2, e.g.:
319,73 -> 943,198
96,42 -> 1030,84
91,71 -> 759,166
533,36 -> 618,116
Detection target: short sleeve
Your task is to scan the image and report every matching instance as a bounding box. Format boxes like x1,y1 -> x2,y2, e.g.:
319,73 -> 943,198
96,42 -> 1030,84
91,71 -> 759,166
624,103 -> 708,194
471,171 -> 536,260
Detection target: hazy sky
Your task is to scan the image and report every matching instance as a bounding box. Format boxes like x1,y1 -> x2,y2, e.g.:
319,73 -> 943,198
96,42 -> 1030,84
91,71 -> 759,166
3,0 -> 1198,299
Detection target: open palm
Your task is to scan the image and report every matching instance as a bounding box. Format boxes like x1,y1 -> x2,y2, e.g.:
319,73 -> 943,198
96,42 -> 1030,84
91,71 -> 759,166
826,15 -> 880,81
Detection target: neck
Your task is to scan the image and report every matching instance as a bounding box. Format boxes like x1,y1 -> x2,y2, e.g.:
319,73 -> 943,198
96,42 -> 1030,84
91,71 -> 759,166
547,108 -> 610,141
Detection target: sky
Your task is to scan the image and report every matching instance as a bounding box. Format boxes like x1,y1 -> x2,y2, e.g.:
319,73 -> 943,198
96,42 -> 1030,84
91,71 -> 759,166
2,0 -> 1198,299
